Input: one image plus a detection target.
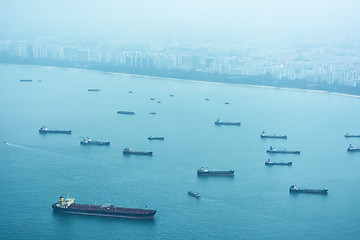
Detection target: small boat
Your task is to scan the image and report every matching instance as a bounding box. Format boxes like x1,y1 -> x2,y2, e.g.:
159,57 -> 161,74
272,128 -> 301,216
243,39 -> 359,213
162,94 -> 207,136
148,136 -> 164,140
289,185 -> 328,194
345,133 -> 360,138
149,112 -> 156,115
150,98 -> 155,100
215,118 -> 241,126
267,146 -> 300,154
169,94 -> 174,97
80,137 -> 110,146
88,89 -> 100,92
188,191 -> 201,198
129,91 -> 133,93
157,101 -> 161,103
261,131 -> 287,139
225,102 -> 230,105
265,159 -> 292,166
39,126 -> 71,134
205,98 -> 210,101
117,111 -> 135,115
347,144 -> 360,152
123,148 -> 153,155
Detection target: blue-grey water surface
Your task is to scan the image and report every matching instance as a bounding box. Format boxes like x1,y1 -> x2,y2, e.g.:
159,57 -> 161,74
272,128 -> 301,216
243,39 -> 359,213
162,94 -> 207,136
0,65 -> 360,239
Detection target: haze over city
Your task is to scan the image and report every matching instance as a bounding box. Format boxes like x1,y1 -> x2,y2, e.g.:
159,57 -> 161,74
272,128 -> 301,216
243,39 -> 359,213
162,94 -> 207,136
1,0 -> 360,42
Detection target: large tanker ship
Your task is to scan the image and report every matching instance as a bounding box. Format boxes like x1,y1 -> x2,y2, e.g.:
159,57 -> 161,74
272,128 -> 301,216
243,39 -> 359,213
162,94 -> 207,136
52,196 -> 156,219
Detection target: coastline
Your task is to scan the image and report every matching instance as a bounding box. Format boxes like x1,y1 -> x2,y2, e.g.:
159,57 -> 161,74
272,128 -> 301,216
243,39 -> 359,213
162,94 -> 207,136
3,63 -> 360,98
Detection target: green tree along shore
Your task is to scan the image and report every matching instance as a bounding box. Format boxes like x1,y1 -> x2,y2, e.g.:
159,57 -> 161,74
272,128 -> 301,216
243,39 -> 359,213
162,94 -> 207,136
1,52 -> 360,96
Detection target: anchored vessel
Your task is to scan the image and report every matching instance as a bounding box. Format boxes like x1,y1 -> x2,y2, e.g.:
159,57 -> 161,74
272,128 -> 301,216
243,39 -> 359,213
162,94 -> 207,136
197,167 -> 234,176
215,118 -> 241,126
345,133 -> 360,138
20,79 -> 32,82
117,111 -> 135,115
188,191 -> 201,198
148,136 -> 164,140
39,126 -> 71,134
265,159 -> 292,166
123,148 -> 153,155
289,185 -> 328,194
347,144 -> 360,152
261,131 -> 287,139
80,137 -> 110,146
267,146 -> 300,154
88,89 -> 100,92
52,196 -> 156,219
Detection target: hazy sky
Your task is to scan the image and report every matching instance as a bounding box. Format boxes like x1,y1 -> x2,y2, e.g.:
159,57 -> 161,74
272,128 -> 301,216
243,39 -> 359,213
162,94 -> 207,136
1,0 -> 359,42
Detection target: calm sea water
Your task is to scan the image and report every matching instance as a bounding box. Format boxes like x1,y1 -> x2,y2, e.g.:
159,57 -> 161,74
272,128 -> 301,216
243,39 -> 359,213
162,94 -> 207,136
0,65 -> 360,240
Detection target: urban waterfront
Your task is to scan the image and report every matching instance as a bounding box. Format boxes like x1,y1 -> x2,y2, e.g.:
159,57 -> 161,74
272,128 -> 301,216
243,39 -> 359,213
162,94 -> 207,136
1,65 -> 360,239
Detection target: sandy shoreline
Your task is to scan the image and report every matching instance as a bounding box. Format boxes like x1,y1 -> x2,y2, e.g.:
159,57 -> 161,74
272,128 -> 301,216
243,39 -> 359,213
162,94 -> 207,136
3,63 -> 360,98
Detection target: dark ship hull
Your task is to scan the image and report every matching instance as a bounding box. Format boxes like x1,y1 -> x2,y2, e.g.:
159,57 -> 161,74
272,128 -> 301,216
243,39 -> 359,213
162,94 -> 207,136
289,185 -> 328,194
81,141 -> 110,146
197,169 -> 234,176
52,204 -> 156,219
148,137 -> 164,140
117,111 -> 135,115
265,161 -> 292,166
345,134 -> 360,138
123,148 -> 153,155
261,134 -> 287,139
267,149 -> 300,154
215,122 -> 241,126
39,129 -> 72,134
88,89 -> 100,91
348,148 -> 360,152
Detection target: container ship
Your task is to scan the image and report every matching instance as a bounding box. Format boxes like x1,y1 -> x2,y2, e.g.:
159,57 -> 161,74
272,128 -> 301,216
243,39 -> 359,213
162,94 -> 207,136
267,146 -> 300,154
289,185 -> 328,194
148,136 -> 164,140
260,131 -> 287,139
197,167 -> 234,176
345,133 -> 360,138
347,144 -> 360,152
39,126 -> 71,134
52,196 -> 156,219
80,137 -> 110,146
117,111 -> 135,115
123,148 -> 153,155
265,159 -> 292,166
214,118 -> 241,126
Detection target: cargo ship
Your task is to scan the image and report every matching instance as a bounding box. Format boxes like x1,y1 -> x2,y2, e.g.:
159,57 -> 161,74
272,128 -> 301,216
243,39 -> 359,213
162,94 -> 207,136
345,133 -> 360,138
123,148 -> 153,155
117,111 -> 135,115
214,118 -> 241,126
20,79 -> 32,82
289,185 -> 328,194
188,191 -> 201,198
148,136 -> 164,140
88,89 -> 100,92
52,196 -> 156,219
197,167 -> 234,176
347,144 -> 360,152
80,137 -> 110,146
39,126 -> 71,134
267,146 -> 300,154
265,159 -> 292,166
260,131 -> 287,139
